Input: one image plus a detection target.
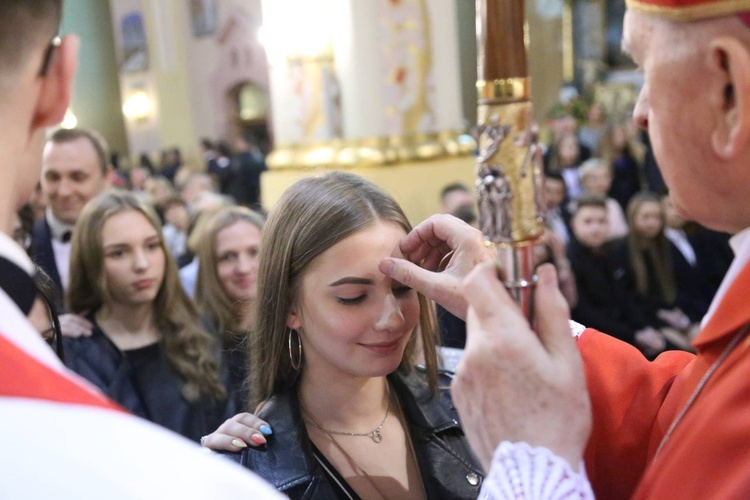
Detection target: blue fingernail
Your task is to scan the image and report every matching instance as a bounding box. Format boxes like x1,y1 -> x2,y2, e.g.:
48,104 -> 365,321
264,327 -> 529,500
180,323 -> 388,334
260,424 -> 273,435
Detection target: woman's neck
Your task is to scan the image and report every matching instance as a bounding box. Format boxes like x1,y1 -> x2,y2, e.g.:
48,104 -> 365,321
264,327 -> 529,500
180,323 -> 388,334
299,371 -> 389,429
233,301 -> 254,331
95,302 -> 159,350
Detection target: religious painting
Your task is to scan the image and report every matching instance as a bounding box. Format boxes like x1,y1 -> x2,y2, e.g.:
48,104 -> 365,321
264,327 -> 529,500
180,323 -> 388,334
191,0 -> 219,38
119,12 -> 149,73
379,0 -> 437,137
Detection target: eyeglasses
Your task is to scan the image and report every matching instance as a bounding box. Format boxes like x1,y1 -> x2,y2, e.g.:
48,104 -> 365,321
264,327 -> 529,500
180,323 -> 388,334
39,35 -> 61,77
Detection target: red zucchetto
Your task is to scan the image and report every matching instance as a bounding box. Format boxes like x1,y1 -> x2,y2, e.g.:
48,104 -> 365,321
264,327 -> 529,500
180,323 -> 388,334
626,0 -> 750,21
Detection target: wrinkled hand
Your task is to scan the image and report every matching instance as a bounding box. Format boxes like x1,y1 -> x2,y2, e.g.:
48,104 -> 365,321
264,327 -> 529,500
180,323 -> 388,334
59,314 -> 93,338
452,263 -> 591,472
379,214 -> 494,319
200,412 -> 273,451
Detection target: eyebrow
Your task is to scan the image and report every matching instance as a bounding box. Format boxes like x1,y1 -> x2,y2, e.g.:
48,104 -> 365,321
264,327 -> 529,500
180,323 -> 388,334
103,234 -> 160,249
329,277 -> 374,287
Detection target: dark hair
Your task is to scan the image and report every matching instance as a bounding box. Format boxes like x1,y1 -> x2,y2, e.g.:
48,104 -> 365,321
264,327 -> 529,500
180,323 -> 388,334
161,196 -> 188,212
34,267 -> 64,361
571,194 -> 607,216
16,203 -> 35,251
452,204 -> 477,225
139,153 -> 155,173
216,142 -> 232,157
626,191 -> 676,303
440,182 -> 470,201
0,1 -> 61,73
544,170 -> 566,184
49,128 -> 110,175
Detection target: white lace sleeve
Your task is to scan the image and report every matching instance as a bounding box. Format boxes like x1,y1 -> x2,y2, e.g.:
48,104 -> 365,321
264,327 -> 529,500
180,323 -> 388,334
480,441 -> 595,499
569,320 -> 586,339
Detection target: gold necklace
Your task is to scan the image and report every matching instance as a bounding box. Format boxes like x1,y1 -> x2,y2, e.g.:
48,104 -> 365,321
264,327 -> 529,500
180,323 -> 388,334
310,393 -> 427,500
303,384 -> 391,444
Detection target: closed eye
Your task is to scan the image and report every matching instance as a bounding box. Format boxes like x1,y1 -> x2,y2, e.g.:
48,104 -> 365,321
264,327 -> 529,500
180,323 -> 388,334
338,295 -> 366,305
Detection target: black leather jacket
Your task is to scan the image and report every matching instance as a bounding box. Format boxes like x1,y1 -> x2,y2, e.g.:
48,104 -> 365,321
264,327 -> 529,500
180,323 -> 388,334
63,321 -> 229,442
227,371 -> 483,499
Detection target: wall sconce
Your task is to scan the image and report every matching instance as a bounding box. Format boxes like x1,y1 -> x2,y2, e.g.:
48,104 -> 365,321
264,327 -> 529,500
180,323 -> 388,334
122,91 -> 152,122
61,108 -> 78,129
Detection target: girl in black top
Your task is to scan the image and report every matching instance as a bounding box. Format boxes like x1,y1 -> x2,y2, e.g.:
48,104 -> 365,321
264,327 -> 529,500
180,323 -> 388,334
63,191 -> 228,441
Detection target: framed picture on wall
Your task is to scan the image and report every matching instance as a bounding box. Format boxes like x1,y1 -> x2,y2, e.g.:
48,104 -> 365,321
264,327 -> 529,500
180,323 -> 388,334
120,12 -> 149,73
191,0 -> 219,38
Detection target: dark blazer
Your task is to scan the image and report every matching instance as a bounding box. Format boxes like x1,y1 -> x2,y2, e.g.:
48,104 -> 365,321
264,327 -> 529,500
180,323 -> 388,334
227,371 -> 483,499
568,238 -> 653,346
227,151 -> 266,209
30,217 -> 63,294
63,320 -> 229,442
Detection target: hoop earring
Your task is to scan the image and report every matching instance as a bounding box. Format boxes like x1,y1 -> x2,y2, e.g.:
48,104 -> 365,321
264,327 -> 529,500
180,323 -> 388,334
288,328 -> 302,371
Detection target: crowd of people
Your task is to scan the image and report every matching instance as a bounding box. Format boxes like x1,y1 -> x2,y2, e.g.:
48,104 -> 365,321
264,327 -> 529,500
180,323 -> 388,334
542,108 -> 733,358
5,0 -> 750,498
436,107 -> 733,359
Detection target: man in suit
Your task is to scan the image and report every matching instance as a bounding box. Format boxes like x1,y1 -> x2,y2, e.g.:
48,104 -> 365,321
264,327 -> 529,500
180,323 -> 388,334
32,128 -> 108,293
0,2 -> 279,498
228,135 -> 266,210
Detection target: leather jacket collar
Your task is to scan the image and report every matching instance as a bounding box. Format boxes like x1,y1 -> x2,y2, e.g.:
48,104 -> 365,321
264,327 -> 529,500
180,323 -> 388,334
229,370 -> 483,499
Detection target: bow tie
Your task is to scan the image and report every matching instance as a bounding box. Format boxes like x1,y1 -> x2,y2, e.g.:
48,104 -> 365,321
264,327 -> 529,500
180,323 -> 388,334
61,230 -> 72,243
0,256 -> 36,315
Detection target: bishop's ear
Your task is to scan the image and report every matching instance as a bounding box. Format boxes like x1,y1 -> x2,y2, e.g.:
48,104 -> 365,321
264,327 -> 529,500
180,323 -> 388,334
32,34 -> 79,129
707,36 -> 750,160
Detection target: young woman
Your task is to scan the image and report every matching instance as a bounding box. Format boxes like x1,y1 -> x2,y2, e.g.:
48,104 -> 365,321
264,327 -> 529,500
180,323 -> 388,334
546,132 -> 585,199
597,121 -> 646,211
614,192 -> 697,351
207,172 -> 482,499
63,191 -> 229,441
195,206 -> 264,410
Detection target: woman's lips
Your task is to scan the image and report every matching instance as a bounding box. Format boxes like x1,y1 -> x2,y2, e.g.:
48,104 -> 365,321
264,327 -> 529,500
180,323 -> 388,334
359,338 -> 403,355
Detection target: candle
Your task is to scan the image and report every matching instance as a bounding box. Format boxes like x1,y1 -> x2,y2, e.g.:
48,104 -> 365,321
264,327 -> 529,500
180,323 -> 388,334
476,0 -> 528,81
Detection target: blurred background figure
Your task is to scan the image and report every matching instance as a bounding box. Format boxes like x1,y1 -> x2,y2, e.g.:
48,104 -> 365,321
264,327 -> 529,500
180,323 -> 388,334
196,206 -> 264,410
440,182 -> 477,228
598,121 -> 646,211
544,171 -> 572,245
578,158 -> 628,239
159,147 -> 183,184
227,136 -> 266,211
161,196 -> 190,261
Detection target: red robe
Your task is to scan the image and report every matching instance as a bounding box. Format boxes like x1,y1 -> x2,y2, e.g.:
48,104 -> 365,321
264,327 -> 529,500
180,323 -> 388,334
581,260 -> 750,498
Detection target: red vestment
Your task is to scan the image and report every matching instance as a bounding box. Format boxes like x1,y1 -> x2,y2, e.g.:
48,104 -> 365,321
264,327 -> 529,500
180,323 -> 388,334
582,261 -> 750,498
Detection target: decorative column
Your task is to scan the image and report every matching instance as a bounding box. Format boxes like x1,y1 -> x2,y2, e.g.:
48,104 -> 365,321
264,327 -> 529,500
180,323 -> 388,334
260,0 -> 472,169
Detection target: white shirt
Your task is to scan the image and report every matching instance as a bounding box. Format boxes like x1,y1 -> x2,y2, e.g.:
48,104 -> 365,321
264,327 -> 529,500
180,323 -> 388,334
46,208 -> 74,290
701,227 -> 750,327
665,227 -> 697,267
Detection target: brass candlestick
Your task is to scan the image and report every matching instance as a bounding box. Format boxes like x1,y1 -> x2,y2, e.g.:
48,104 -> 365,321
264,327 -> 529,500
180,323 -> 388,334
475,0 -> 545,321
